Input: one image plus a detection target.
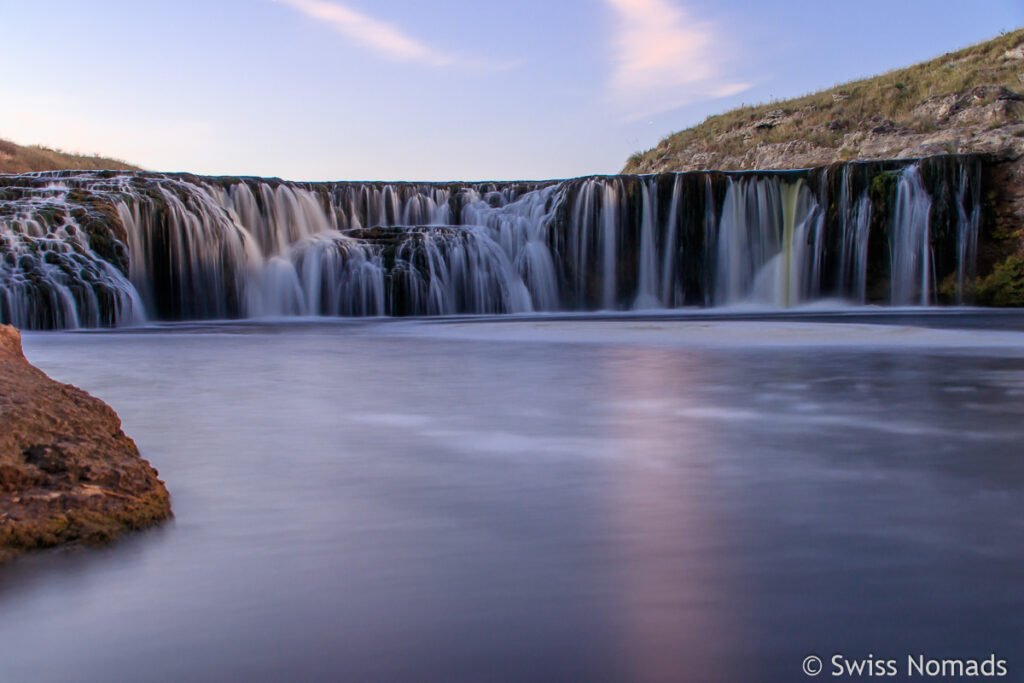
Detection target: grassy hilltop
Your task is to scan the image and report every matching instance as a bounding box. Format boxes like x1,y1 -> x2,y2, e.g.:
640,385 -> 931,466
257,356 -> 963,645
0,137 -> 141,174
624,29 -> 1024,174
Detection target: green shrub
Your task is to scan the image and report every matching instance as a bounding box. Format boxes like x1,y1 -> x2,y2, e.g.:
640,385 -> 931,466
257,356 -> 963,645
976,254 -> 1024,306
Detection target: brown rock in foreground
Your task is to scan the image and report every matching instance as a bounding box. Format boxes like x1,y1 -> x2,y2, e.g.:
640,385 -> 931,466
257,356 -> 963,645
0,325 -> 170,562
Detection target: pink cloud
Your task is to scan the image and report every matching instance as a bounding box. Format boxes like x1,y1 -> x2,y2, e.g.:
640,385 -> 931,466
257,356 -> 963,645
605,0 -> 751,118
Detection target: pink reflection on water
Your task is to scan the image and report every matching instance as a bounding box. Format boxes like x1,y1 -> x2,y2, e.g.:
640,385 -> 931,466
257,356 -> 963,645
603,346 -> 749,681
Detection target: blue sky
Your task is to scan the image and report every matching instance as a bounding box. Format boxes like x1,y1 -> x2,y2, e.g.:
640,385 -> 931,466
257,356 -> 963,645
1,0 -> 1022,181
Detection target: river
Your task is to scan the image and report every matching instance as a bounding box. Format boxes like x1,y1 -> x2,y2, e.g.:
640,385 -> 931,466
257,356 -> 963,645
1,310 -> 1022,681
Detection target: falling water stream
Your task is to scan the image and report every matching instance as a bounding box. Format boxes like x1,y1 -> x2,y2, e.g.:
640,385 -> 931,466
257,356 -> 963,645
1,156 -> 985,329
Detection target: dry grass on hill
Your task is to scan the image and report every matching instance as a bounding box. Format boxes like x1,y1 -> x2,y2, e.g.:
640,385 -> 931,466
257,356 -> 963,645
0,138 -> 142,174
624,28 -> 1024,173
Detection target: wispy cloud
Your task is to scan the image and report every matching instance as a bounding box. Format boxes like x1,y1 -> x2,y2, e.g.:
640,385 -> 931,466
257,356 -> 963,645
604,0 -> 751,119
278,0 -> 454,66
278,0 -> 517,70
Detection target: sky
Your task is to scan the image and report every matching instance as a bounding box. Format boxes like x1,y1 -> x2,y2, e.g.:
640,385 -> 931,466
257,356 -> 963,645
1,0 -> 1022,181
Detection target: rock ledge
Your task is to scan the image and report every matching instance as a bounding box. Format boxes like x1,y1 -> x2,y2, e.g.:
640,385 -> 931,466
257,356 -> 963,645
1,325 -> 171,562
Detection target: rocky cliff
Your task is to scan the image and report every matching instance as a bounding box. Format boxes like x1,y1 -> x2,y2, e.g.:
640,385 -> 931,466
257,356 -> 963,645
0,325 -> 170,561
623,29 -> 1024,304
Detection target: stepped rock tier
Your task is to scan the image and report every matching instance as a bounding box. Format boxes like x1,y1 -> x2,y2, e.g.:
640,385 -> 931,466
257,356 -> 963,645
0,156 -> 988,329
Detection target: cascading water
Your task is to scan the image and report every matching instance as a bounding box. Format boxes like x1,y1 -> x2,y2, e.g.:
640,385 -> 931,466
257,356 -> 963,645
659,174 -> 683,306
837,165 -> 873,304
601,182 -> 619,310
460,185 -> 559,311
0,155 -> 987,329
955,162 -> 982,305
890,166 -> 934,306
633,182 -> 660,309
0,179 -> 145,329
715,176 -> 784,305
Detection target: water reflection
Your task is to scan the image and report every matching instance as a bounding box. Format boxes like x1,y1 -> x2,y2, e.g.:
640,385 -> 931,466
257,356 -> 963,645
605,347 -> 748,681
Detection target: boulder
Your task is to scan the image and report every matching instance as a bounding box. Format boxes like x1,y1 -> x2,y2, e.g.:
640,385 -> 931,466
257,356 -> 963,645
0,325 -> 171,562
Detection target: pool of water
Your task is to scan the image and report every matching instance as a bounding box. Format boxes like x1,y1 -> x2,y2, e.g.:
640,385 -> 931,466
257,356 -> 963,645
2,312 -> 1023,681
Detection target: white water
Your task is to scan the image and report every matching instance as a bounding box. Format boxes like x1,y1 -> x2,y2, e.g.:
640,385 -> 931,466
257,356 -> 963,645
838,170 -> 873,303
715,176 -> 785,305
0,158 -> 986,329
955,162 -> 982,305
890,166 -> 934,305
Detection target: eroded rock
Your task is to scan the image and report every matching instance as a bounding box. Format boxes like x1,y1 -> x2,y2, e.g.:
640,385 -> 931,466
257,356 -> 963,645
0,325 -> 171,562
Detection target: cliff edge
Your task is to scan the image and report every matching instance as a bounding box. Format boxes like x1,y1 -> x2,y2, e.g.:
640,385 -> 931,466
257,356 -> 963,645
0,325 -> 170,562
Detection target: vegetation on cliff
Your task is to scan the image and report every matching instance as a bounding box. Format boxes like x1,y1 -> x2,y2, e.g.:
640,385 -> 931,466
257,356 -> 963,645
0,138 -> 141,174
0,325 -> 170,562
975,254 -> 1024,306
623,29 -> 1024,174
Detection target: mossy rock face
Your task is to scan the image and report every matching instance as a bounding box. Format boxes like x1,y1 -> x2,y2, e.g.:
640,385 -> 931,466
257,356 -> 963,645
869,170 -> 900,207
82,218 -> 129,274
976,254 -> 1024,306
863,170 -> 901,303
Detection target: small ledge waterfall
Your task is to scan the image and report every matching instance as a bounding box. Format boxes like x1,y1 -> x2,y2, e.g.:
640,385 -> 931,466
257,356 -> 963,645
0,155 -> 983,329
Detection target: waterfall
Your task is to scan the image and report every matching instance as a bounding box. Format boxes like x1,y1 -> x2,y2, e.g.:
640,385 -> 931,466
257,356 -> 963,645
0,156 -> 988,329
702,175 -> 718,306
955,162 -> 981,305
0,180 -> 145,329
660,175 -> 683,306
838,165 -> 872,303
735,178 -> 824,307
890,166 -> 934,306
460,185 -> 560,311
633,181 -> 660,309
715,176 -> 785,305
781,180 -> 801,307
601,181 -> 619,310
568,180 -> 595,308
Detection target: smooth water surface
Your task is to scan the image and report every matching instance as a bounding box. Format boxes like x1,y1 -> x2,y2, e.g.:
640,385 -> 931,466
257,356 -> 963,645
2,312 -> 1023,681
